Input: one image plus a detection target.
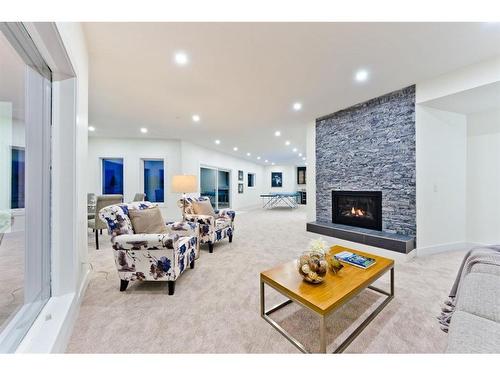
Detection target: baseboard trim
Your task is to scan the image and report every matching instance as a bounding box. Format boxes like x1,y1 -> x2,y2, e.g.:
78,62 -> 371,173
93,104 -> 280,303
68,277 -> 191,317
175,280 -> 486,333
415,242 -> 482,257
16,266 -> 91,353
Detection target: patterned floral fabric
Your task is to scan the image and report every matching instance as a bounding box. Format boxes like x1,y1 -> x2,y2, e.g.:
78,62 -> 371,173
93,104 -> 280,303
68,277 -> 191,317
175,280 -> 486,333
112,233 -> 197,282
166,221 -> 200,259
99,201 -> 155,238
179,197 -> 235,245
99,202 -> 198,283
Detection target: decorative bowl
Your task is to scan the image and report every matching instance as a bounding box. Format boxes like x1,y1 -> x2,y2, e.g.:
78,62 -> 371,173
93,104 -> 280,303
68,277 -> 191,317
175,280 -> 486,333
297,250 -> 328,284
327,254 -> 344,274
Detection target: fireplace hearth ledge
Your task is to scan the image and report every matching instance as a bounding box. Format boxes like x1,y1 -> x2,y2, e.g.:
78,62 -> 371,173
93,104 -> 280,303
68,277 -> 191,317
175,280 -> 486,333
306,221 -> 416,254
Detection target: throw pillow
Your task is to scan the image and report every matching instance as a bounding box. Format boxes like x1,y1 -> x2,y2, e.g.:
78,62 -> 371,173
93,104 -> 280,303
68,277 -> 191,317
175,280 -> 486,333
128,207 -> 169,234
192,199 -> 216,217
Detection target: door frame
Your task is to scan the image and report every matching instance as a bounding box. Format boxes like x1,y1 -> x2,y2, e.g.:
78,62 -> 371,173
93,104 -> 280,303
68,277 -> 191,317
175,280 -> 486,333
199,164 -> 232,210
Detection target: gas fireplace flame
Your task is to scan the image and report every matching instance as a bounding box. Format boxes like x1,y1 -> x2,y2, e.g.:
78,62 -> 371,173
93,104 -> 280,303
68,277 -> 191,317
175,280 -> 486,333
351,207 -> 365,217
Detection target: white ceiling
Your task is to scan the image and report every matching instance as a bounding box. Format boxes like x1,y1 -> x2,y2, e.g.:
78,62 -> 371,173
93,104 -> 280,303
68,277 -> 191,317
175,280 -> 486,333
83,23 -> 500,165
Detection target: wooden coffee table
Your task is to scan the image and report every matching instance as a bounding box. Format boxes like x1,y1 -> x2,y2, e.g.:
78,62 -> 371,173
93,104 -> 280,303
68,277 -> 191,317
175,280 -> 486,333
260,245 -> 394,353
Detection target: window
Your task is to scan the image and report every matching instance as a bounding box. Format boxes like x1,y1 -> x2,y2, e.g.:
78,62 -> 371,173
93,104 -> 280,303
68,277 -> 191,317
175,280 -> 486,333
102,158 -> 124,194
247,173 -> 255,188
0,23 -> 52,352
10,148 -> 25,208
143,159 -> 164,203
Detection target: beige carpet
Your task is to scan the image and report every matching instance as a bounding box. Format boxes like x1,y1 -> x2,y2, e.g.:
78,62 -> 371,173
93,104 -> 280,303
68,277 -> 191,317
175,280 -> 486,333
66,206 -> 465,353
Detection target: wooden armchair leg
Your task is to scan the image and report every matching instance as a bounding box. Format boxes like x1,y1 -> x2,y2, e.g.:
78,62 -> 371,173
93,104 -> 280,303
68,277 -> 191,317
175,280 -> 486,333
190,259 -> 195,269
229,234 -> 233,243
209,243 -> 214,253
95,229 -> 99,250
120,280 -> 129,292
168,280 -> 176,295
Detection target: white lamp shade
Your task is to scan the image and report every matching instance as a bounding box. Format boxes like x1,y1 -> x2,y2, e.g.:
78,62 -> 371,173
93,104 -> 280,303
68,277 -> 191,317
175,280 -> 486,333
172,175 -> 197,193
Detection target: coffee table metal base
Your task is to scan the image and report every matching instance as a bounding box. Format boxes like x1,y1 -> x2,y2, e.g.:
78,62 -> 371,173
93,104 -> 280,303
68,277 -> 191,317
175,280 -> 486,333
260,267 -> 394,353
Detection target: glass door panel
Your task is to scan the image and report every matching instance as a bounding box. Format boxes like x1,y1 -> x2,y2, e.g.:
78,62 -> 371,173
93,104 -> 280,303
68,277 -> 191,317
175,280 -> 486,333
143,160 -> 164,203
217,170 -> 230,209
200,167 -> 217,208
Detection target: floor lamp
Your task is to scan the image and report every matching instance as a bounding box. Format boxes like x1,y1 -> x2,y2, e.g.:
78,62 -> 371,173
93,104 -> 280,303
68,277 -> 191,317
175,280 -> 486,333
172,175 -> 197,220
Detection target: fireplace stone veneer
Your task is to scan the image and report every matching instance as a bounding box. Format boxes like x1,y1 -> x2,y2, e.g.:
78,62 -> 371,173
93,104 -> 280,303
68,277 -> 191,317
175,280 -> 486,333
314,85 -> 416,239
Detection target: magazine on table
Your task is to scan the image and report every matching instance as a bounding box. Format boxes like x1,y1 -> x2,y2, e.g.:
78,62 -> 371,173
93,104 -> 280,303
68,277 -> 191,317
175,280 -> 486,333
335,251 -> 376,269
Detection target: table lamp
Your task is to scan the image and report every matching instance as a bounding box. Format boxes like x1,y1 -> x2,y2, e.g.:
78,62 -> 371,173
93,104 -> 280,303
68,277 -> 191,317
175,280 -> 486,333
172,175 -> 197,220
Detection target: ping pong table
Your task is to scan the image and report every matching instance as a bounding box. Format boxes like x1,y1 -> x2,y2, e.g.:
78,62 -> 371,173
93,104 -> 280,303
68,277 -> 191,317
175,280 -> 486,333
260,192 -> 300,209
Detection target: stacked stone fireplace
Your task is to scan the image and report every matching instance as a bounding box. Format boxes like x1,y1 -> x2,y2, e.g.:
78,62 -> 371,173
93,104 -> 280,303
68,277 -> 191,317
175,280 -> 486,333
308,85 -> 417,253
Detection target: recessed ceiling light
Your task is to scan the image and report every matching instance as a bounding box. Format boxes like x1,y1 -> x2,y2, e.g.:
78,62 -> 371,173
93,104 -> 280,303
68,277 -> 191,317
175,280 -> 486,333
298,153 -> 302,157
174,51 -> 189,65
140,127 -> 148,134
246,152 -> 251,156
274,130 -> 281,137
233,147 -> 238,151
271,162 -> 275,166
264,159 -> 268,163
302,157 -> 306,161
305,162 -> 308,166
355,69 -> 369,82
292,148 -> 298,153
192,114 -> 200,122
293,102 -> 302,111
285,140 -> 290,146
257,156 -> 261,160
214,139 -> 220,145
88,126 -> 95,132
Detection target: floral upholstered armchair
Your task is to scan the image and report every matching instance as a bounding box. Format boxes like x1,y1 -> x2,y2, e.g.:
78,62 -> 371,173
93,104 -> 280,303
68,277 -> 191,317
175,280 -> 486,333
178,196 -> 235,253
99,201 -> 199,295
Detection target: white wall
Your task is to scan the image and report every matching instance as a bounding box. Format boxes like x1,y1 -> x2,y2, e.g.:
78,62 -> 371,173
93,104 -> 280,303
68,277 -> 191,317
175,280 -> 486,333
87,137 -> 182,220
416,105 -> 467,249
417,56 -> 500,104
415,55 -> 500,252
54,22 -> 89,299
180,141 -> 265,211
87,138 -> 266,217
264,165 -> 297,193
466,108 -> 500,244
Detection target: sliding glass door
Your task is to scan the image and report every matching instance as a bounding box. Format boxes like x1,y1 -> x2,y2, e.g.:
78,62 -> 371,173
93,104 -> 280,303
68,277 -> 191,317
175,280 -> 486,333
200,167 -> 231,210
217,170 -> 230,209
0,23 -> 52,352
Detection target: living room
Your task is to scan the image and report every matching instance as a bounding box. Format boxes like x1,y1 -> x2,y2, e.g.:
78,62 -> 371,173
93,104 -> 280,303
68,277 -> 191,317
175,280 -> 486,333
76,23 -> 500,355
1,1 -> 499,373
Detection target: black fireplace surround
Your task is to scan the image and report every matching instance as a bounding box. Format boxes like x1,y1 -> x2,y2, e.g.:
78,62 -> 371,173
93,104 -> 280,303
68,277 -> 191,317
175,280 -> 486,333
332,190 -> 382,231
